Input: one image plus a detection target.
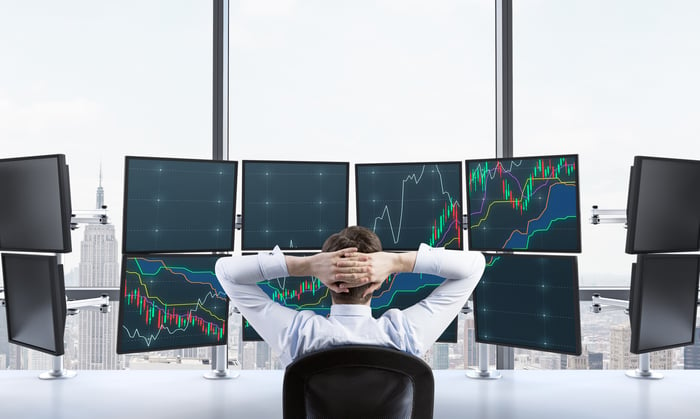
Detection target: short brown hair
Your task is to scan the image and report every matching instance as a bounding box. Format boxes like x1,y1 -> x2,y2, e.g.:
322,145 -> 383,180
322,226 -> 382,304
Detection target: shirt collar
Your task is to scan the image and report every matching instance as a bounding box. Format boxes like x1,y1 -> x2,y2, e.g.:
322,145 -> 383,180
330,304 -> 372,317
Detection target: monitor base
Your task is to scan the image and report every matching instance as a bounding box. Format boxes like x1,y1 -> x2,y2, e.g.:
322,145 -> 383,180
39,369 -> 77,380
203,369 -> 240,380
625,369 -> 663,380
465,369 -> 502,380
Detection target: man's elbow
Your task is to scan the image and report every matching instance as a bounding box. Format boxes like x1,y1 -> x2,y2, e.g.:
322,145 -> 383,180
214,257 -> 229,283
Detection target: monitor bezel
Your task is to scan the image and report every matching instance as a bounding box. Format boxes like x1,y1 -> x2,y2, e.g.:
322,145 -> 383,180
122,155 -> 238,254
355,161 -> 464,251
241,159 -> 350,251
116,253 -> 231,355
628,254 -> 700,354
464,154 -> 582,253
625,155 -> 700,254
0,154 -> 73,253
1,253 -> 67,356
473,252 -> 582,356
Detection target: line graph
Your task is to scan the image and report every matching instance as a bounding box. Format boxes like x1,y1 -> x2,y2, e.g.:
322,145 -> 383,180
242,271 -> 333,341
356,162 -> 463,250
242,161 -> 349,251
117,255 -> 229,354
473,253 -> 581,355
466,155 -> 581,252
242,269 -> 456,343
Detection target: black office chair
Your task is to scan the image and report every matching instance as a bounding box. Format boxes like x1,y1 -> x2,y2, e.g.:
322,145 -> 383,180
282,345 -> 434,419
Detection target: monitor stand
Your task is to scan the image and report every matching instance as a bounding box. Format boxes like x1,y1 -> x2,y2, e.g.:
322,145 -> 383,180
626,352 -> 663,380
204,344 -> 239,380
39,355 -> 76,380
466,343 -> 501,380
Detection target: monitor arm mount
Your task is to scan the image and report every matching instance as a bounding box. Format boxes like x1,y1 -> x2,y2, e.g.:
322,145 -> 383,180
589,206 -> 663,379
70,206 -> 110,230
590,205 -> 626,225
66,295 -> 111,316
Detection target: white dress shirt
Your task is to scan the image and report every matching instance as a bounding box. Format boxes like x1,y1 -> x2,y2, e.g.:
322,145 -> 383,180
215,244 -> 485,367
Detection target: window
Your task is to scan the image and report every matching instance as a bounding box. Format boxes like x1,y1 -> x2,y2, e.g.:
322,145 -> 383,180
228,0 -> 495,369
0,0 -> 212,370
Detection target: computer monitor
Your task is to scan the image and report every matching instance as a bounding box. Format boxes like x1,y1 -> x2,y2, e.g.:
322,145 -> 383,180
355,162 -> 463,251
625,156 -> 700,254
0,154 -> 72,253
241,160 -> 349,250
465,154 -> 581,253
241,253 -> 457,343
1,253 -> 67,356
628,254 -> 700,354
242,255 -> 332,341
122,156 -> 238,253
371,271 -> 458,342
473,253 -> 581,355
117,254 -> 229,354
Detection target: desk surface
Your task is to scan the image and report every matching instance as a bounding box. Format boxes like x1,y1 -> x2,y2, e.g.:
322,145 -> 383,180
1,369 -> 699,419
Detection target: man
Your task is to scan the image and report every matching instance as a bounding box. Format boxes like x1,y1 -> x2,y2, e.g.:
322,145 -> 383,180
215,226 -> 485,367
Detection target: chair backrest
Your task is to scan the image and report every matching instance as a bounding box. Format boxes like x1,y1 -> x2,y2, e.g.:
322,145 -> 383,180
282,345 -> 434,419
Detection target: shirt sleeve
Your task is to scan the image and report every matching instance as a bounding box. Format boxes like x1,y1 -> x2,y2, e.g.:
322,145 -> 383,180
214,247 -> 299,358
400,244 -> 486,354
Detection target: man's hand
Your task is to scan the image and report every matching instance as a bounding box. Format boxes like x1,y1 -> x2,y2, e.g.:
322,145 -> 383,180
286,248 -> 371,293
286,249 -> 417,295
336,251 -> 418,297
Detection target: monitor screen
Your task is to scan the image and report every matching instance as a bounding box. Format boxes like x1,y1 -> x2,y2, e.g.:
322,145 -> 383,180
242,160 -> 349,250
0,154 -> 72,253
629,254 -> 700,354
355,162 -> 463,251
1,253 -> 66,356
465,155 -> 581,253
242,257 -> 332,341
473,253 -> 581,355
117,254 -> 229,354
123,156 -> 238,253
625,156 -> 700,254
241,255 -> 457,343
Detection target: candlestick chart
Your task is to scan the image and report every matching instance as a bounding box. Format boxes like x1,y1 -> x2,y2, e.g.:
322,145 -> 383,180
356,162 -> 463,251
243,270 -> 456,342
242,272 -> 333,341
242,161 -> 349,251
466,155 -> 580,252
473,253 -> 581,355
117,255 -> 229,354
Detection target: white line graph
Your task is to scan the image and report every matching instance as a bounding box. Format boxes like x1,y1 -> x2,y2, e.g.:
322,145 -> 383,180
368,164 -> 458,245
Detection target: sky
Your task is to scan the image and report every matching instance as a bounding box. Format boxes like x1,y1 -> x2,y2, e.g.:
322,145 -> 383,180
1,0 -> 700,286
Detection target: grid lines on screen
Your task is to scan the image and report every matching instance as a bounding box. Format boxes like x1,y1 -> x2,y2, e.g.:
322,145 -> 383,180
242,161 -> 349,250
123,157 -> 237,253
356,162 -> 463,251
473,253 -> 581,355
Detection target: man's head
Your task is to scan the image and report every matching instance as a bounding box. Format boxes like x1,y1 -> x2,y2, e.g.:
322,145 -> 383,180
322,226 -> 382,305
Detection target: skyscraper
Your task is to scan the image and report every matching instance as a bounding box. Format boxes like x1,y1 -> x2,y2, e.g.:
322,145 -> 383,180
683,327 -> 700,369
77,169 -> 122,369
433,343 -> 449,369
609,323 -> 674,370
463,317 -> 478,368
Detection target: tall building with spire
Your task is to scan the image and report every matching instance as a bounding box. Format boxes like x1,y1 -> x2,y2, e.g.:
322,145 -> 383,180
77,167 -> 123,369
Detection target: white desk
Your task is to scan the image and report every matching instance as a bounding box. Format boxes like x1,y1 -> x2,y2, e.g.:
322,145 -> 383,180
1,369 -> 698,418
